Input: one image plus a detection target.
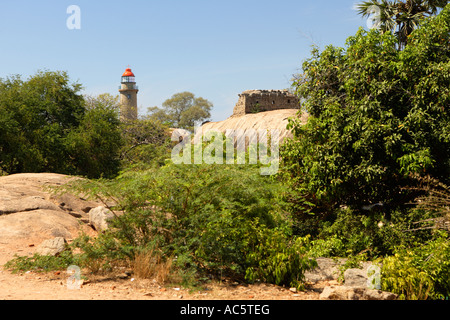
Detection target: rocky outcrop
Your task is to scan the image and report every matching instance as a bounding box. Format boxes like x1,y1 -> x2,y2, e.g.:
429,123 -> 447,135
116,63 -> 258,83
319,285 -> 397,300
0,173 -> 100,262
305,258 -> 396,300
194,109 -> 307,149
304,257 -> 345,282
35,237 -> 67,256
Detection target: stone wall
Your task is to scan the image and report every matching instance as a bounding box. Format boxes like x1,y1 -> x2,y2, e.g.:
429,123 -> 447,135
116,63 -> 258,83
232,89 -> 300,116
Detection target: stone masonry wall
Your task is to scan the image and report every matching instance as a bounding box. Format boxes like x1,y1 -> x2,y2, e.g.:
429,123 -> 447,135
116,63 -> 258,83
232,89 -> 300,116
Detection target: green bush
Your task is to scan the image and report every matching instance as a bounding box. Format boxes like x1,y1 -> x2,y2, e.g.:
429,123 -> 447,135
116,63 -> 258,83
245,230 -> 317,290
381,232 -> 450,300
64,162 -> 315,287
301,205 -> 442,259
5,250 -> 75,274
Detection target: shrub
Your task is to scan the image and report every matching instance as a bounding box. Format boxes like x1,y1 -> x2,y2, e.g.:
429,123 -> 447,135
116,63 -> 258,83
64,162 -> 315,287
5,250 -> 75,274
245,231 -> 317,290
381,232 -> 450,300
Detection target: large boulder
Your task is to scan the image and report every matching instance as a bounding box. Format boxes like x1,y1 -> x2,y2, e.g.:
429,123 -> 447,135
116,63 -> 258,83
0,173 -> 100,263
194,109 -> 307,149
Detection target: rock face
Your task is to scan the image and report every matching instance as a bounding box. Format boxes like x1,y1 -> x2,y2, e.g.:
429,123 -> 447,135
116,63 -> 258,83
195,109 -> 307,149
0,173 -> 100,263
304,257 -> 345,282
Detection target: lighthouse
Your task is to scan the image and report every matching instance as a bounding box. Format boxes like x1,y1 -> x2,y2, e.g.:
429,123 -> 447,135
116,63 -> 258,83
119,67 -> 139,121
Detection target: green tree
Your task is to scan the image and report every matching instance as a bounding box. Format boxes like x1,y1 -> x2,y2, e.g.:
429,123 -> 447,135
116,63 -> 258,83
281,5 -> 450,217
0,70 -> 84,174
65,94 -> 123,178
147,91 -> 212,130
0,72 -> 125,178
356,0 -> 448,49
120,118 -> 172,169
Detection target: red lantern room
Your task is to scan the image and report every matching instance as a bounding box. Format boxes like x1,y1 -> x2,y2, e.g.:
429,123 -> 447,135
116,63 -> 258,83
121,68 -> 136,83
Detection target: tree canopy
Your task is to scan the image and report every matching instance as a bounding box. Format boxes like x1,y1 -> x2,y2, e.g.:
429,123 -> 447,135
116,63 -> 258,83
147,91 -> 212,130
356,0 -> 448,49
281,4 -> 450,215
0,72 -> 123,178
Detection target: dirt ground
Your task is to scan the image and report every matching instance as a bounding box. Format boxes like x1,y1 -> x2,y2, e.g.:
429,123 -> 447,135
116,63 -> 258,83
0,240 -> 326,301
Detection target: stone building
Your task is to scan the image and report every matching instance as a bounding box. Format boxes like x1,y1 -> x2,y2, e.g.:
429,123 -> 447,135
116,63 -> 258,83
232,89 -> 300,117
119,67 -> 139,121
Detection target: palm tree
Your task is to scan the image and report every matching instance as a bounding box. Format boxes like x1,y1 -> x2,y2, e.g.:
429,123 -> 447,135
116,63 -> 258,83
356,0 -> 448,49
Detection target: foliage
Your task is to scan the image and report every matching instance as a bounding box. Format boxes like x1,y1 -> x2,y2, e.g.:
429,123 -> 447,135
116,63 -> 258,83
0,70 -> 84,174
356,0 -> 448,49
119,118 -> 172,169
303,206 -> 437,259
381,231 -> 450,300
245,231 -> 317,290
281,6 -> 450,218
65,94 -> 123,178
5,250 -> 75,274
63,162 -> 315,287
0,72 -> 124,178
407,175 -> 450,231
147,91 -> 212,130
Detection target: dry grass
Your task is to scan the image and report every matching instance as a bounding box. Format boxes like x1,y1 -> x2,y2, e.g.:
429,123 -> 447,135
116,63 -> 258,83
407,175 -> 450,232
132,249 -> 174,284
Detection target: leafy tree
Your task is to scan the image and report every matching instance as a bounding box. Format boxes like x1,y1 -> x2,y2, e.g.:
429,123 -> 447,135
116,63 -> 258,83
356,0 -> 448,49
147,91 -> 212,130
0,71 -> 84,174
84,93 -> 121,112
65,94 -> 123,178
281,5 -> 450,218
0,72 -> 125,178
120,118 -> 172,169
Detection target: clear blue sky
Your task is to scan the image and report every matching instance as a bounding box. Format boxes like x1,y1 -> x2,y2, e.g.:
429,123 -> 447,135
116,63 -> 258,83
0,0 -> 370,121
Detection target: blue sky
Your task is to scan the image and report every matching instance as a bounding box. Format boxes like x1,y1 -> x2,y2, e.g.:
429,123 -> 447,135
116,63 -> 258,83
0,0 -> 370,121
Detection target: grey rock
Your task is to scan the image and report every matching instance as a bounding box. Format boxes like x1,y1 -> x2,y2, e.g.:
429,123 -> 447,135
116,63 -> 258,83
89,206 -> 115,232
320,285 -> 397,300
344,268 -> 367,287
36,237 -> 67,256
304,257 -> 345,282
344,262 -> 381,288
